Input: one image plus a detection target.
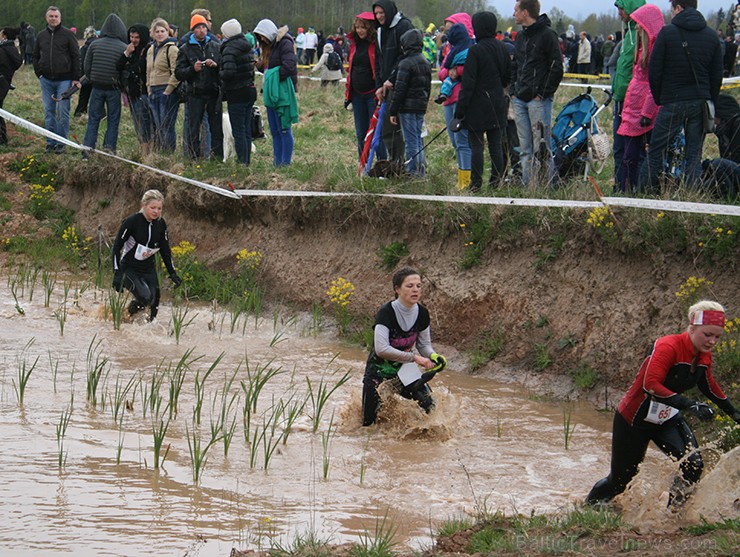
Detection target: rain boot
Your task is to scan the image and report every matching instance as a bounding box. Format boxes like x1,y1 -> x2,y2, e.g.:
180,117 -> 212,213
458,169 -> 471,190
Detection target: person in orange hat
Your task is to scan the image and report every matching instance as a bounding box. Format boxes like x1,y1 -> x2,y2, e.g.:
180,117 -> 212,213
295,27 -> 306,64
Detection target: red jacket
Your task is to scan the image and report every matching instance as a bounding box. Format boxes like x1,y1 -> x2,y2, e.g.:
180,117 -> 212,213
345,32 -> 377,102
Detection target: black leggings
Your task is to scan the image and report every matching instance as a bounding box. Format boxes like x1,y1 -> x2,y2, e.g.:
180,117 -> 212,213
122,267 -> 160,311
587,411 -> 702,504
362,374 -> 434,426
469,128 -> 504,189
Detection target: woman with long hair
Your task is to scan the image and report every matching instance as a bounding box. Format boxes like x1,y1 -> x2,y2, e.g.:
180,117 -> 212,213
146,18 -> 180,153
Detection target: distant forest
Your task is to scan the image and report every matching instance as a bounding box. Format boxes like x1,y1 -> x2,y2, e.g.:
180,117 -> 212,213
3,0 -> 736,39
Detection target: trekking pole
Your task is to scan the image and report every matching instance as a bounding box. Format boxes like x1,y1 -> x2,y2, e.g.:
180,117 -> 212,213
404,126 -> 448,165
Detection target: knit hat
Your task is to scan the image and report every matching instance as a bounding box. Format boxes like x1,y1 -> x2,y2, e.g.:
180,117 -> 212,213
298,27 -> 304,33
221,18 -> 242,39
190,14 -> 208,31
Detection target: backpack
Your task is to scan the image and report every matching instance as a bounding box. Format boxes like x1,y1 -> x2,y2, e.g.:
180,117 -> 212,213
326,51 -> 342,71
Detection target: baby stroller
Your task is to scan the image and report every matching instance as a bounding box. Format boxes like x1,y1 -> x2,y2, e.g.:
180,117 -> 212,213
552,87 -> 612,180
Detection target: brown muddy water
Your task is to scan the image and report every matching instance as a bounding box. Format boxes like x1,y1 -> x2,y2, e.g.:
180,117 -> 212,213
0,278 -> 737,556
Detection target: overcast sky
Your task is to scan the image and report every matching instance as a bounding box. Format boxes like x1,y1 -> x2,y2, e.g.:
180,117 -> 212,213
533,0 -> 733,21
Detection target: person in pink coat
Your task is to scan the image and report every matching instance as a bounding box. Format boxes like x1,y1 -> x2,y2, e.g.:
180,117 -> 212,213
616,3 -> 664,193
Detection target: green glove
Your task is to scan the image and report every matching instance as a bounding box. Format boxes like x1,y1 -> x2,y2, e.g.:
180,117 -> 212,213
430,353 -> 447,372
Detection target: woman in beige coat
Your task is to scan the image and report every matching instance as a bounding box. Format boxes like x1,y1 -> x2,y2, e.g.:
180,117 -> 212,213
146,18 -> 180,152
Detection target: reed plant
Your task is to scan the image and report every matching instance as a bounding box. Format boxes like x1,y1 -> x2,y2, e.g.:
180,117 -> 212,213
151,398 -> 171,469
48,350 -> 59,393
187,417 -> 222,483
53,300 -> 68,336
308,302 -> 324,337
563,404 -> 577,450
321,411 -> 336,480
9,276 -> 24,315
143,361 -> 167,419
85,335 -> 110,407
279,394 -> 307,445
108,288 -> 129,331
25,265 -> 39,302
306,363 -> 351,433
211,368 -> 239,457
13,338 -> 39,405
111,372 -> 138,425
240,357 -> 285,425
170,298 -> 198,344
42,269 -> 56,308
353,512 -> 398,557
56,396 -> 73,469
167,348 -> 199,418
193,352 -> 224,426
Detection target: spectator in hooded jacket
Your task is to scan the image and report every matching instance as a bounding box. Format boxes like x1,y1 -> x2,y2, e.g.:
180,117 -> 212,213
0,27 -> 22,146
175,14 -> 223,161
346,11 -> 384,161
388,29 -> 431,176
74,26 -> 97,117
219,18 -> 256,165
254,18 -> 298,167
32,6 -> 81,153
117,24 -> 153,150
639,0 -> 723,192
312,43 -> 343,86
19,22 -> 36,66
615,4 -> 663,193
511,0 -> 563,187
454,12 -> 511,192
146,18 -> 180,153
373,1 -> 414,165
82,13 -> 127,156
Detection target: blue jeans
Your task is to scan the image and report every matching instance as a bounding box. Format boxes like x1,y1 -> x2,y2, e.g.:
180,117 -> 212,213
266,106 -> 294,166
613,101 -> 624,190
227,101 -> 254,164
40,76 -> 71,148
84,87 -> 122,151
130,95 -> 154,145
444,102 -> 471,170
639,99 -> 705,192
149,86 -> 178,152
512,96 -> 555,186
399,112 -> 426,176
352,92 -> 386,161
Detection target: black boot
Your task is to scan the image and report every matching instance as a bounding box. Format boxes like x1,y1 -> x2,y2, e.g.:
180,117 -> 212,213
128,300 -> 144,316
148,306 -> 158,322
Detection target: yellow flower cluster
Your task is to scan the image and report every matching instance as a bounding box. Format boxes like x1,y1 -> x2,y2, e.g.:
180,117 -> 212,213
236,248 -> 263,271
327,277 -> 355,308
171,240 -> 196,258
655,212 -> 665,220
714,227 -> 733,237
675,276 -> 714,302
28,183 -> 55,202
716,317 -> 740,355
61,225 -> 80,253
587,206 -> 614,229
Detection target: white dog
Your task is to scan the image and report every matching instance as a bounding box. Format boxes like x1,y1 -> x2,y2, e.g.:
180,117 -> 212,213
222,112 -> 257,162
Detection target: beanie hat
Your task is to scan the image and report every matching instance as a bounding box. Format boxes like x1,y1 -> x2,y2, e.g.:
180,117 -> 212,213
298,27 -> 304,33
190,14 -> 208,31
221,18 -> 242,39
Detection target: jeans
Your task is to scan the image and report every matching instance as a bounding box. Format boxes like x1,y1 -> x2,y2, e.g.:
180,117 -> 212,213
512,96 -> 555,186
399,112 -> 426,176
130,95 -> 154,144
469,128 -> 504,190
444,102 -> 471,170
187,94 -> 223,160
226,101 -> 254,164
149,86 -> 178,152
613,101 -> 624,189
40,76 -> 71,148
183,101 -> 212,158
639,99 -> 705,192
352,91 -> 386,161
84,87 -> 122,151
266,106 -> 294,166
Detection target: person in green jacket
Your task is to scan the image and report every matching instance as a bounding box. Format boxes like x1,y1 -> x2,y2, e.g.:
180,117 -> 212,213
612,0 -> 646,190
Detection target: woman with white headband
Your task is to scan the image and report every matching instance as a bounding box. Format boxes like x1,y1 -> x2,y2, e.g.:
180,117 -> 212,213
586,300 -> 740,508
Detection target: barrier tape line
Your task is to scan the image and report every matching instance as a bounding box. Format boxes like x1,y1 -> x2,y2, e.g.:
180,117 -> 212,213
2,108 -> 739,216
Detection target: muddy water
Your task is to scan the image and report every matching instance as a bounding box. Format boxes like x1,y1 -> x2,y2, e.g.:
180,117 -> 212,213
0,279 -> 734,556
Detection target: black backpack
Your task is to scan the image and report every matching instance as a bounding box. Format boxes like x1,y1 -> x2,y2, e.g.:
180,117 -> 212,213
326,51 -> 342,71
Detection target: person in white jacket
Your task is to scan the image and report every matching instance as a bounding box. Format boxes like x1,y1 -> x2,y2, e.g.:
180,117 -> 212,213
576,31 -> 592,74
311,43 -> 342,86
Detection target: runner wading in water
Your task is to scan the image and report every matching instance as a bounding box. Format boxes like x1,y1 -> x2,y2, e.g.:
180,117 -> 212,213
112,189 -> 182,321
586,300 -> 740,507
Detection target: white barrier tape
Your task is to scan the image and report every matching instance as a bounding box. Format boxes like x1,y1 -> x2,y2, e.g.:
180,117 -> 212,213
602,197 -> 740,216
0,107 -> 239,199
2,108 -> 738,215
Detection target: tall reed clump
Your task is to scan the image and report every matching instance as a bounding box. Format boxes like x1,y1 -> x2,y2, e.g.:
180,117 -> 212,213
193,352 -> 224,426
151,398 -> 171,469
354,512 -> 399,557
108,287 -> 129,330
240,357 -> 285,443
168,348 -> 200,418
306,360 -> 351,433
85,335 -> 110,407
56,396 -> 74,469
563,403 -> 576,450
170,296 -> 197,344
13,338 -> 39,405
187,414 -> 222,484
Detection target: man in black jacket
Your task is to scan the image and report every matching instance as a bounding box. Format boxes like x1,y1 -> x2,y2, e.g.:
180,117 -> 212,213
175,14 -> 223,161
373,0 -> 413,165
511,0 -> 563,187
639,0 -> 723,192
32,6 -> 80,153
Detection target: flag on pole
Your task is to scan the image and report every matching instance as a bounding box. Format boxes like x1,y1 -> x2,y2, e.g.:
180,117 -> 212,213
358,101 -> 386,176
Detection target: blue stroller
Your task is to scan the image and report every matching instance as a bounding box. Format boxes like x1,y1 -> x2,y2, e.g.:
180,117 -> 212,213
552,88 -> 612,180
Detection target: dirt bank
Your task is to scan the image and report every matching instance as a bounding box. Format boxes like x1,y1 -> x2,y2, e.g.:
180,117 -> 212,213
5,154 -> 739,403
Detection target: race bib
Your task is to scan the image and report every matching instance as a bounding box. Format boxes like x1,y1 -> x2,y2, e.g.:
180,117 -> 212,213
135,244 -> 159,261
644,399 -> 679,425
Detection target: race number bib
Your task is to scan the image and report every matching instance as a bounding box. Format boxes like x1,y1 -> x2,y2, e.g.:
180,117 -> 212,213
135,244 -> 159,261
397,362 -> 422,386
644,399 -> 679,425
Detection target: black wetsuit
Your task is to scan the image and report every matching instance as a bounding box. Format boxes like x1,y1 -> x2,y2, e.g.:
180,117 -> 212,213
111,212 -> 175,318
362,300 -> 435,426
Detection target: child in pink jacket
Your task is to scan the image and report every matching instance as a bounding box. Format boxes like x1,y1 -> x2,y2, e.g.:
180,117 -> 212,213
616,3 -> 664,193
